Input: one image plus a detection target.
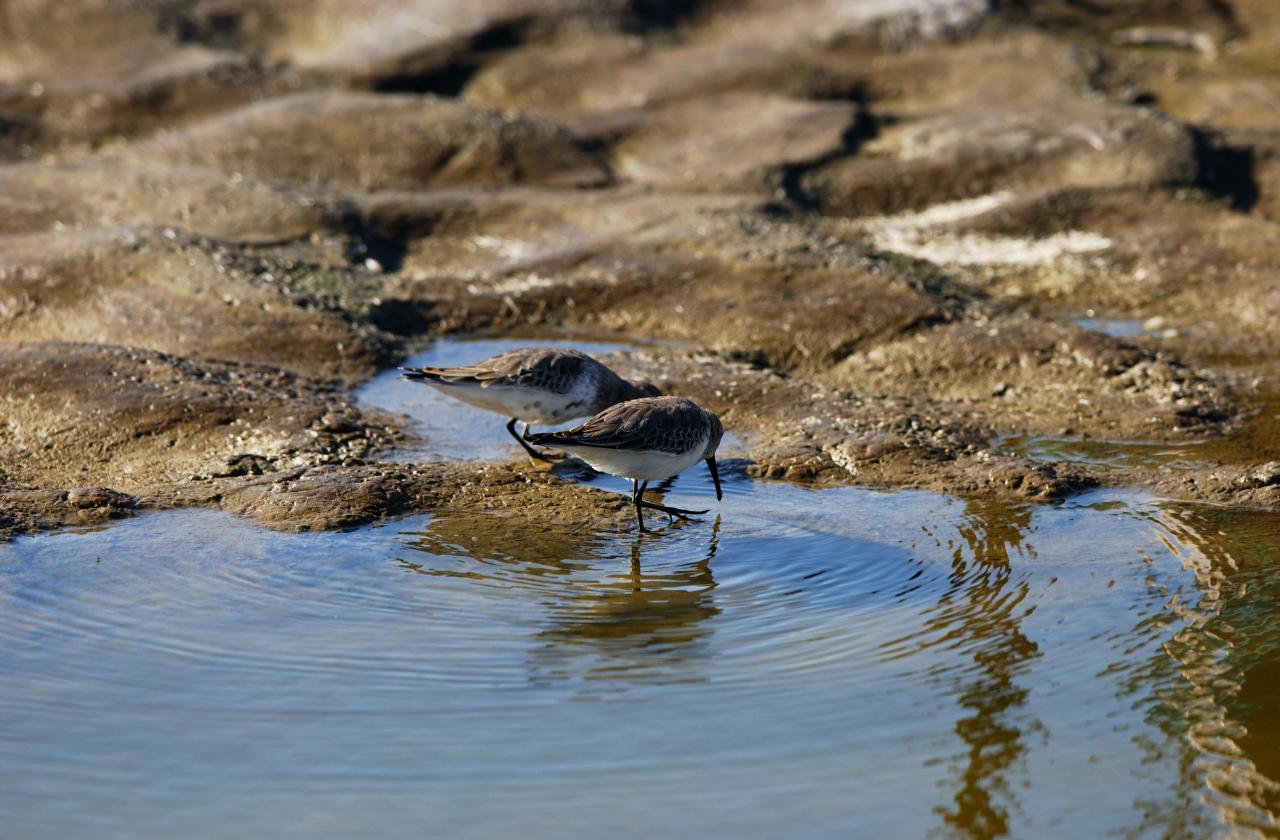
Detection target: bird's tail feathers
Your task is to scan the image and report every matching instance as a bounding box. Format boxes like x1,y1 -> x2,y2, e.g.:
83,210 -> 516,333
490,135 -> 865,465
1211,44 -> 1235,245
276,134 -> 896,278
400,367 -> 477,385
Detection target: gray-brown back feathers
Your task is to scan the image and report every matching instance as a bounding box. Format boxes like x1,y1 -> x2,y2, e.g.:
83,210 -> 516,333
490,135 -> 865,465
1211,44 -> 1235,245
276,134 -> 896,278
527,396 -> 722,456
402,347 -> 658,412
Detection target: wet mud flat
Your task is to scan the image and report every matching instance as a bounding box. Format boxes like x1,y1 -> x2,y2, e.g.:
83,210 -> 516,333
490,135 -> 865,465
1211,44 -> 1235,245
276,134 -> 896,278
3,0 -> 1280,536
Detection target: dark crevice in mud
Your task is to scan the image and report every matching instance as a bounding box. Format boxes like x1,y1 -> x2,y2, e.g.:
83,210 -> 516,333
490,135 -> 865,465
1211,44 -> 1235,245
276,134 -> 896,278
1202,0 -> 1247,41
779,86 -> 881,212
1175,404 -> 1232,427
326,204 -> 437,274
722,348 -> 779,371
992,0 -> 1240,33
867,247 -> 985,315
270,203 -> 443,339
214,242 -> 420,359
371,19 -> 531,96
621,0 -> 732,33
367,299 -> 437,338
990,0 -> 1154,22
152,2 -> 269,50
1192,129 -> 1259,213
0,112 -> 42,159
570,135 -> 620,186
757,200 -> 795,219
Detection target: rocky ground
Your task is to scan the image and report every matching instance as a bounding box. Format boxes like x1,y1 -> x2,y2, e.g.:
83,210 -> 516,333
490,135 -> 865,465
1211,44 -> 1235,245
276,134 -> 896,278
2,0 -> 1279,538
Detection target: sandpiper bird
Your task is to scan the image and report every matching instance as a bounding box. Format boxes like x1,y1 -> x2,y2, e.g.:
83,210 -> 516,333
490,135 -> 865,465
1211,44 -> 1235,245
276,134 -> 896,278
401,347 -> 660,463
524,396 -> 724,531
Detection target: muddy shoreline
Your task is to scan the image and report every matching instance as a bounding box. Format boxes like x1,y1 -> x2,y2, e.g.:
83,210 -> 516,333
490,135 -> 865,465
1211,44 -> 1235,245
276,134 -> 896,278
3,0 -> 1280,539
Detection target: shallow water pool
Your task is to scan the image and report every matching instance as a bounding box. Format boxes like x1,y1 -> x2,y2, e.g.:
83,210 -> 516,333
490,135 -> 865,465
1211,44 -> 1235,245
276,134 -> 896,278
1001,434 -> 1211,470
4,475 -> 1279,838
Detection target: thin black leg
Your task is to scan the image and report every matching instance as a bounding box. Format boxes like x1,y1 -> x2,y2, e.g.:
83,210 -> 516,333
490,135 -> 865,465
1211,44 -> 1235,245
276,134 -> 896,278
639,499 -> 710,519
633,480 -> 706,528
638,479 -> 708,521
507,418 -> 553,463
632,479 -> 648,532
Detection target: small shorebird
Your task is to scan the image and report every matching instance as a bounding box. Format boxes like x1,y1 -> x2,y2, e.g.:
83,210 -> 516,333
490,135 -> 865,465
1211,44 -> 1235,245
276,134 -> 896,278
401,347 -> 660,462
524,396 -> 724,531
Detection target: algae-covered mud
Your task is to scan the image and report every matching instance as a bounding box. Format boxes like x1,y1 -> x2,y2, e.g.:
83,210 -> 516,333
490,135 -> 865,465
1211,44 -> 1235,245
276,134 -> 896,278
3,485 -> 1279,837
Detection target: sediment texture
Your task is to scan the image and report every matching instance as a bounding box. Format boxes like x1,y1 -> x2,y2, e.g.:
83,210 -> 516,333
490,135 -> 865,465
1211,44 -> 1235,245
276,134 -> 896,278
3,0 -> 1279,536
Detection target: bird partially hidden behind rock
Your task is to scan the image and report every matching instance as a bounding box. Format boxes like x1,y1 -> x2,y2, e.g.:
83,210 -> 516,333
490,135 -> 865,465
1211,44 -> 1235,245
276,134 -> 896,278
525,396 -> 724,531
401,347 -> 661,463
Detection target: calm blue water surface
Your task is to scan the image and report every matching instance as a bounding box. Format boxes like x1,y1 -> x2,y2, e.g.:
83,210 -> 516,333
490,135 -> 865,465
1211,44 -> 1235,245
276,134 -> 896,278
4,473 -> 1280,838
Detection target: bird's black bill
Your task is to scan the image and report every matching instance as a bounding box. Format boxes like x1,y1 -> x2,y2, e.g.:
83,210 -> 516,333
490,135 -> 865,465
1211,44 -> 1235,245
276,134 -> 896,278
706,456 -> 722,501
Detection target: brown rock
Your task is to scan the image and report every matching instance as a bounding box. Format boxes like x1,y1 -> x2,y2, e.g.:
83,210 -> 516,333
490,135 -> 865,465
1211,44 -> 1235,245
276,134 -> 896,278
0,341 -> 391,496
0,228 -> 384,380
824,316 -> 1232,440
0,162 -> 325,242
218,461 -> 631,532
115,91 -> 610,190
612,94 -> 857,192
260,0 -> 609,79
0,485 -> 137,539
802,101 -> 1199,215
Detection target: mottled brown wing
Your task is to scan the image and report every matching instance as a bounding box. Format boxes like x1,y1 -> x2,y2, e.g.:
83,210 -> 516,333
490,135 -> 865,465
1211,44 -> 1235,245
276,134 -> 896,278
539,397 -> 706,455
403,348 -> 590,393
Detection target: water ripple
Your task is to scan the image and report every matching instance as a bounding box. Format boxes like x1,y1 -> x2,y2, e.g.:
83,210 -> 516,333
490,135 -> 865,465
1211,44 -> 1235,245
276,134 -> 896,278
3,487 -> 1280,838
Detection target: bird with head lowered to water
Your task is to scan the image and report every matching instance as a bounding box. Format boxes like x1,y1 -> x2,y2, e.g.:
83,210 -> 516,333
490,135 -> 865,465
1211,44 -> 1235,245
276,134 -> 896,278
524,395 -> 724,532
401,347 -> 661,463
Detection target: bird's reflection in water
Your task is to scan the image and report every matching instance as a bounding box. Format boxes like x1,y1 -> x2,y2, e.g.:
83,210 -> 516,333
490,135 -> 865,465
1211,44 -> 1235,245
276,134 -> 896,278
528,518 -> 721,691
396,511 -> 722,692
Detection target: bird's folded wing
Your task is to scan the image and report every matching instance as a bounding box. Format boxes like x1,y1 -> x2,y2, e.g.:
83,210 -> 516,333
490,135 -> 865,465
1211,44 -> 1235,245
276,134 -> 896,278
549,401 -> 694,454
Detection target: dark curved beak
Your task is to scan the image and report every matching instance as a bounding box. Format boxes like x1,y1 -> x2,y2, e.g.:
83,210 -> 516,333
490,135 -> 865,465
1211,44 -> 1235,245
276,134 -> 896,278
706,456 -> 722,501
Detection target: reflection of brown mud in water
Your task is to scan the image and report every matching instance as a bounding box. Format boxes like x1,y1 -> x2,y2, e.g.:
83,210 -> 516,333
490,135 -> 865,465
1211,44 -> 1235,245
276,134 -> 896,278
1127,503 -> 1280,835
398,510 -> 613,579
1237,657 -> 1280,818
925,499 -> 1043,839
1198,389 -> 1280,466
527,519 -> 722,692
